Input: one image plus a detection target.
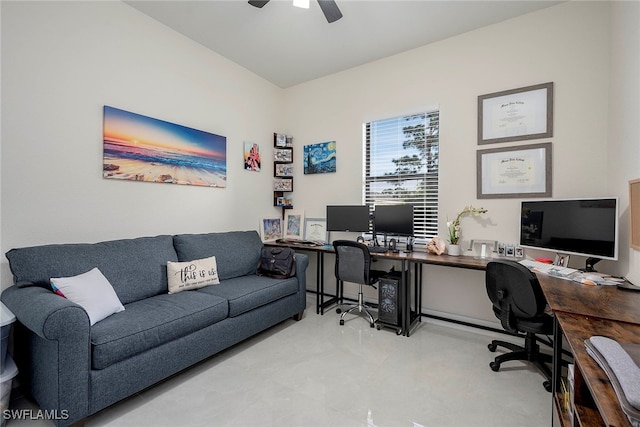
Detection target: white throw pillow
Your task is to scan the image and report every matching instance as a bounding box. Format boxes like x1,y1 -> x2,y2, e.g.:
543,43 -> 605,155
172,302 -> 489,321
50,267 -> 125,326
167,256 -> 220,294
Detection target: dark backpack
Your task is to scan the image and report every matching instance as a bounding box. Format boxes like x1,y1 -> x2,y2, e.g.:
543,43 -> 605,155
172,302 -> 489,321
258,247 -> 296,279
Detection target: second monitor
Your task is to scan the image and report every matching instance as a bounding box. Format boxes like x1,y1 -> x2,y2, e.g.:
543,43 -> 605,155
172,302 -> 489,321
373,204 -> 414,237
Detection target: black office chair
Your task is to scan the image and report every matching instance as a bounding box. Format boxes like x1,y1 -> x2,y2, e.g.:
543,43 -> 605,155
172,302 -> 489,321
333,240 -> 386,327
485,259 -> 554,392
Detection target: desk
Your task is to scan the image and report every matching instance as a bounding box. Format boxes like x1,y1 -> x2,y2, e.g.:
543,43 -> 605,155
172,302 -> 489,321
537,274 -> 640,426
265,241 -> 488,336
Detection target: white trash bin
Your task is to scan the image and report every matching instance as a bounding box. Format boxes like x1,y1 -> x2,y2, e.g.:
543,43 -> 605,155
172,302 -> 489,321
1,303 -> 16,374
0,355 -> 18,427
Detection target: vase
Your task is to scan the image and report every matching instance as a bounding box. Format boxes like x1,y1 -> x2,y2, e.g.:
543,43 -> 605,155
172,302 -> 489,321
448,244 -> 461,256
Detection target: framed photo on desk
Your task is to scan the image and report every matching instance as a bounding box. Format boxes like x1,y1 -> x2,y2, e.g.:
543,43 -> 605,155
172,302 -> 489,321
259,218 -> 282,242
304,218 -> 327,243
284,210 -> 304,240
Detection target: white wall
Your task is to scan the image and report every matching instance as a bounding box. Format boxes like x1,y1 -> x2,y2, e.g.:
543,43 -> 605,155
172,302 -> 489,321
2,1 -> 637,326
0,1 -> 284,289
283,1 -> 615,323
608,0 -> 640,284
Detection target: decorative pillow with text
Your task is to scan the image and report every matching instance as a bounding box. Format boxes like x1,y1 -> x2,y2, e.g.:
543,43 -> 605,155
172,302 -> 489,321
167,256 -> 220,294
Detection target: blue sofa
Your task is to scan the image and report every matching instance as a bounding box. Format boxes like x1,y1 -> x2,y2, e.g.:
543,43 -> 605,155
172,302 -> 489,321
1,231 -> 308,426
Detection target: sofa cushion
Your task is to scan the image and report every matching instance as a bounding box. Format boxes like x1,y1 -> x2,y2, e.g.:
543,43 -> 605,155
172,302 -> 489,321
6,235 -> 178,305
90,291 -> 228,370
173,231 -> 262,280
166,256 -> 220,294
50,267 -> 125,326
196,274 -> 298,317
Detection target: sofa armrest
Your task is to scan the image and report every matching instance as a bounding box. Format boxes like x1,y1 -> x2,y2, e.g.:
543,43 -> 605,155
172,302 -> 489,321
2,284 -> 90,339
294,253 -> 309,312
1,285 -> 91,426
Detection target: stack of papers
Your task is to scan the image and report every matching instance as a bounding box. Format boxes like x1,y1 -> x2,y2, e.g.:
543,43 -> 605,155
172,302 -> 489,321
518,259 -> 625,285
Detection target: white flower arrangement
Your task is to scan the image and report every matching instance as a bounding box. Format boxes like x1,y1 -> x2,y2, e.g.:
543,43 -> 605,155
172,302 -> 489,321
447,205 -> 488,245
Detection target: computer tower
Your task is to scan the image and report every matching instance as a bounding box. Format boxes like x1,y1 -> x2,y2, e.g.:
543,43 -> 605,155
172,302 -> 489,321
377,270 -> 407,333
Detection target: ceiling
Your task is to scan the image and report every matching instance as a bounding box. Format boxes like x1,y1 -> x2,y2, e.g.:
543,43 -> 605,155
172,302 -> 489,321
125,0 -> 562,88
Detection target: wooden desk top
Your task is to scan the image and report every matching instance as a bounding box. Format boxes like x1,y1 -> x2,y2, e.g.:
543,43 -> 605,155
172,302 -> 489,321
556,312 -> 640,427
537,274 -> 640,324
265,241 -> 490,270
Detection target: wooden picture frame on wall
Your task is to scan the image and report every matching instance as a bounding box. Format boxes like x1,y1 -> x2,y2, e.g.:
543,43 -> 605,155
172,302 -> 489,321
478,82 -> 553,145
477,142 -> 552,199
630,178 -> 640,250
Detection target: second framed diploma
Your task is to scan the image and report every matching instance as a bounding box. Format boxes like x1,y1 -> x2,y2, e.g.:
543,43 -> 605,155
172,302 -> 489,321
477,142 -> 552,199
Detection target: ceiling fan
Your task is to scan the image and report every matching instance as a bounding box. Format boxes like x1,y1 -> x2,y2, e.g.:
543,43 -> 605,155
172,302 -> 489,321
249,0 -> 343,23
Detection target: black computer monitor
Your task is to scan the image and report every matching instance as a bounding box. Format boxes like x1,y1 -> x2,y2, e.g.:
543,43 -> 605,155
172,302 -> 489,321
519,197 -> 618,271
373,204 -> 414,237
326,205 -> 370,232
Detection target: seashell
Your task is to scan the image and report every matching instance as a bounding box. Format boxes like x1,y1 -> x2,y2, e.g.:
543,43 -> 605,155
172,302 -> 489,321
427,236 -> 446,255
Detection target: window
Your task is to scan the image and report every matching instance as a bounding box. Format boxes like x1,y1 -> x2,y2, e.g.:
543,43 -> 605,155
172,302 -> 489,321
364,110 -> 439,240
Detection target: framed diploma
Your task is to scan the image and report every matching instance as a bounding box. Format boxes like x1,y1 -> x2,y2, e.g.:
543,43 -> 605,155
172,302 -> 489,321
477,142 -> 552,199
304,218 -> 327,243
478,82 -> 553,145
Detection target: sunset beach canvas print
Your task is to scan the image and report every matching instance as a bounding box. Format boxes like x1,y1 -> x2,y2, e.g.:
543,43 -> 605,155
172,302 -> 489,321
103,106 -> 227,187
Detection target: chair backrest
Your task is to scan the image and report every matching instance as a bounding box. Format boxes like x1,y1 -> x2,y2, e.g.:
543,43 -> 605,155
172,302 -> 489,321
485,259 -> 548,332
333,240 -> 373,285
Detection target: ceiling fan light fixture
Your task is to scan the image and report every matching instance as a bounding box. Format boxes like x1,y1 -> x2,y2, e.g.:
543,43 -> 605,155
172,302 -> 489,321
293,0 -> 310,9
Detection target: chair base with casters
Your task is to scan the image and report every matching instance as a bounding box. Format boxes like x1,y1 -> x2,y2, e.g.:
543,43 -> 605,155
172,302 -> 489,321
332,239 -> 386,328
488,331 -> 553,392
336,282 -> 376,327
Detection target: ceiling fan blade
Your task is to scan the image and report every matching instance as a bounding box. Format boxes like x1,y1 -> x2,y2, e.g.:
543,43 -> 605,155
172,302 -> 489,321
317,0 -> 342,23
248,0 -> 270,8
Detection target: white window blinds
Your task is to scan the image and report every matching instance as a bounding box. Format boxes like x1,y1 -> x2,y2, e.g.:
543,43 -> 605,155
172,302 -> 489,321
364,110 -> 440,240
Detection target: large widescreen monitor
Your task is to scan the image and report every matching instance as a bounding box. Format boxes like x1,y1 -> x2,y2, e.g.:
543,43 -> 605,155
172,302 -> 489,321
519,198 -> 619,269
326,205 -> 370,232
374,204 -> 414,237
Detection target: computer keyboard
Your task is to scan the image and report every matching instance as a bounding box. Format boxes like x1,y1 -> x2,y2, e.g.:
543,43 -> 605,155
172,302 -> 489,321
519,259 -> 579,278
275,238 -> 323,246
368,246 -> 388,254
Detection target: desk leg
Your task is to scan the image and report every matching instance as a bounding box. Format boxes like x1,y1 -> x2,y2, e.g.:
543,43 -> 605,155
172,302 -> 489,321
402,260 -> 409,337
318,252 -> 342,315
316,252 -> 322,315
405,261 -> 422,337
552,316 -> 562,394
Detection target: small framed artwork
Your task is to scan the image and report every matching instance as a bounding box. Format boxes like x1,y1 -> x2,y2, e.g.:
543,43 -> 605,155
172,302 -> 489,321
284,210 -> 305,240
276,197 -> 292,207
505,244 -> 515,257
274,178 -> 293,192
305,218 -> 327,243
243,142 -> 261,172
477,142 -> 552,199
259,218 -> 282,242
274,148 -> 292,163
554,253 -> 570,267
275,133 -> 287,147
275,163 -> 293,177
478,82 -> 553,145
304,141 -> 336,174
